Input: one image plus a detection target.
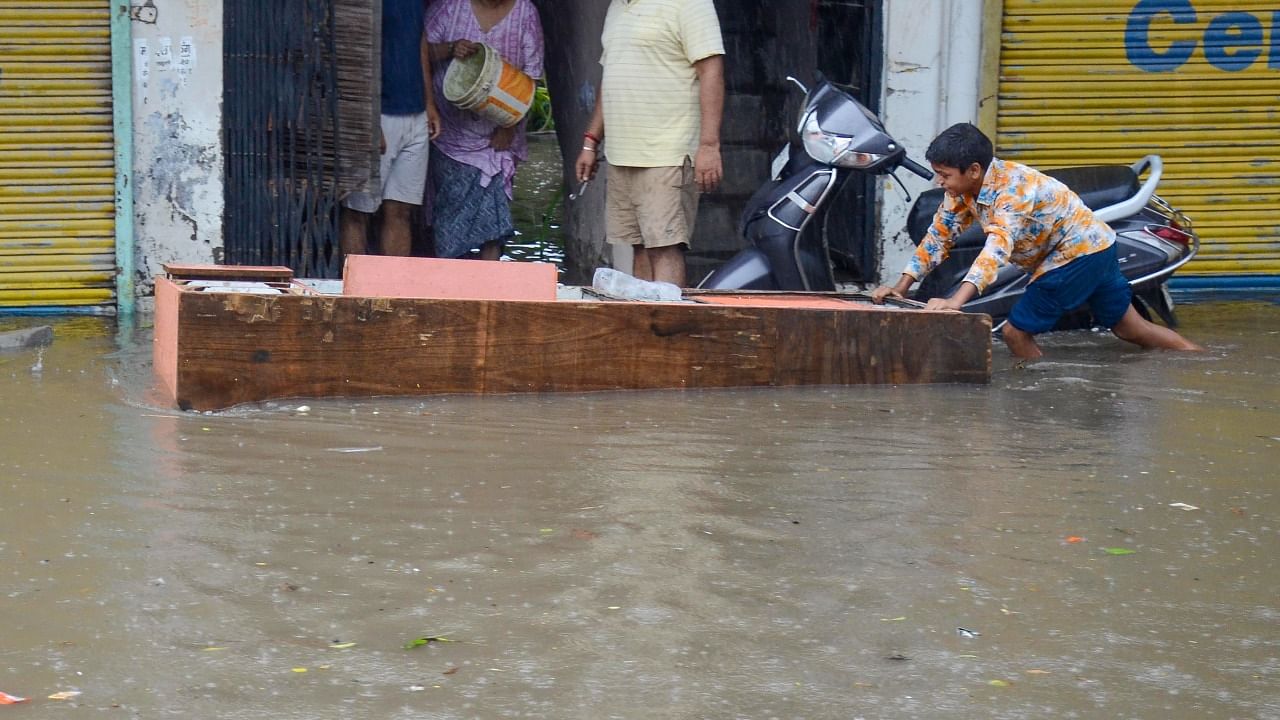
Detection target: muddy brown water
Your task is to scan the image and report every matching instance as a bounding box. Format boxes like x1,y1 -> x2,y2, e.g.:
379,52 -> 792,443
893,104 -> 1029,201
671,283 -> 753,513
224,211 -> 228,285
2,300 -> 1278,719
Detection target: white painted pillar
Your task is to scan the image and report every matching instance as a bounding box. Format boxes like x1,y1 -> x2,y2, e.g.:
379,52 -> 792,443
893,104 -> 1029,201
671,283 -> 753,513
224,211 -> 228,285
876,0 -> 987,284
131,0 -> 226,306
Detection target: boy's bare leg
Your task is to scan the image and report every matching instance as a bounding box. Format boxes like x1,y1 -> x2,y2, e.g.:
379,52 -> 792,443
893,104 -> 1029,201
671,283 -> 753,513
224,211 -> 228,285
648,245 -> 686,287
479,240 -> 503,261
1002,324 -> 1044,360
1111,306 -> 1204,351
380,200 -> 413,257
340,207 -> 370,256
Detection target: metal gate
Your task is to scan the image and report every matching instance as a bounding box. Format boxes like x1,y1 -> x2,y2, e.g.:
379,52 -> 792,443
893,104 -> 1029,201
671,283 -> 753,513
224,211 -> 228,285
996,0 -> 1280,277
0,1 -> 116,309
223,0 -> 380,278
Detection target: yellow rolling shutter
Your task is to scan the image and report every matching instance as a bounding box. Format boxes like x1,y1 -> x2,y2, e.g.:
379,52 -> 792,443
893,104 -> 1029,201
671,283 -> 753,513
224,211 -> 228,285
0,0 -> 116,308
997,0 -> 1280,276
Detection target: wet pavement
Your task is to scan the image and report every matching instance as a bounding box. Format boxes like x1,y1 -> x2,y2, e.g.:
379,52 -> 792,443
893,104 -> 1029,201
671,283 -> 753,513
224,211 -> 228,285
1,299 -> 1278,719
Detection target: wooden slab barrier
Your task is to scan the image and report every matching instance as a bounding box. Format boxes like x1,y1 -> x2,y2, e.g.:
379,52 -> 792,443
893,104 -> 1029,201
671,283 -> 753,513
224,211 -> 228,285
154,278 -> 991,411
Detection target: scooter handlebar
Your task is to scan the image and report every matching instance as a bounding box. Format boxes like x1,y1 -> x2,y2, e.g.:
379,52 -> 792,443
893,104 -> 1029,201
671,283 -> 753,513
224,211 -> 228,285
900,156 -> 933,180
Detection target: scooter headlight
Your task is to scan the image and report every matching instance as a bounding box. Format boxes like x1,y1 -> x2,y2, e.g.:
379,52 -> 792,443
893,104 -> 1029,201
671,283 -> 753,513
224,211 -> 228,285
799,111 -> 884,169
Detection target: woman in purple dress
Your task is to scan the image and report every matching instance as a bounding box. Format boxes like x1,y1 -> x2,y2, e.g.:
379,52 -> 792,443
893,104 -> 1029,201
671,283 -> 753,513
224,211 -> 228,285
425,0 -> 544,260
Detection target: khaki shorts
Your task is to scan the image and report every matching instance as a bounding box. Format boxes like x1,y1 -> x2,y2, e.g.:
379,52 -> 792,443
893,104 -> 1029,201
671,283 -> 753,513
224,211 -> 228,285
606,159 -> 699,249
344,112 -> 429,213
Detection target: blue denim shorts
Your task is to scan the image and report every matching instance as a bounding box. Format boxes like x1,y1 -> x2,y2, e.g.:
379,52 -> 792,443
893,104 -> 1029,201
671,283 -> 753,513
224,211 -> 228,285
1008,244 -> 1132,334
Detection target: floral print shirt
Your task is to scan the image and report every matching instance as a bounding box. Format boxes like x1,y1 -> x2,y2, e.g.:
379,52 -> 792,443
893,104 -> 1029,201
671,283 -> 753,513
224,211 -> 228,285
904,158 -> 1116,292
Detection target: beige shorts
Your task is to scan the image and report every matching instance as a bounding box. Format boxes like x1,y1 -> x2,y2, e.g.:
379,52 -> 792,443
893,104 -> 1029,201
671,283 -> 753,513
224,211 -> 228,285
606,159 -> 699,249
344,112 -> 429,213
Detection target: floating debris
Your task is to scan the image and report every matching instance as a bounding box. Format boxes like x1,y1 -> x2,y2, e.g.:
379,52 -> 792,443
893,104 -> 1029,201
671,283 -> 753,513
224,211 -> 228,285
1168,502 -> 1199,511
405,636 -> 455,649
956,627 -> 981,639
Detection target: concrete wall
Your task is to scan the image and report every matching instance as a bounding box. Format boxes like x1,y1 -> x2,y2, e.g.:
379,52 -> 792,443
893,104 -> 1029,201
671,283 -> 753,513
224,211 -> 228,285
129,0 -> 225,301
876,0 -> 987,283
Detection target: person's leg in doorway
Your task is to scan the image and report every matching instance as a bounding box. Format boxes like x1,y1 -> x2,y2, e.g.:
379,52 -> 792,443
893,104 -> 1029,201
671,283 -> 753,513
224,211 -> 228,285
479,239 -> 504,261
647,244 -> 686,286
378,113 -> 429,257
380,200 -> 413,257
340,207 -> 372,257
632,246 -> 653,281
631,162 -> 697,287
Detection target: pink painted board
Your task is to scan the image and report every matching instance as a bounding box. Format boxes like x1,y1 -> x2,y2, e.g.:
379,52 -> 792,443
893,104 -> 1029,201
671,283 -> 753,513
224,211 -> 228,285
342,255 -> 557,302
153,277 -> 181,404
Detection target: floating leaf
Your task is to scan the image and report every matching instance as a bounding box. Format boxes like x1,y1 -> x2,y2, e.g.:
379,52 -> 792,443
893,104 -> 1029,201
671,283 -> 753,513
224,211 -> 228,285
1065,536 -> 1084,544
329,642 -> 356,650
1104,547 -> 1136,555
988,679 -> 1011,687
879,616 -> 906,622
405,636 -> 454,649
1025,669 -> 1051,675
0,691 -> 28,705
292,667 -> 308,673
48,691 -> 82,701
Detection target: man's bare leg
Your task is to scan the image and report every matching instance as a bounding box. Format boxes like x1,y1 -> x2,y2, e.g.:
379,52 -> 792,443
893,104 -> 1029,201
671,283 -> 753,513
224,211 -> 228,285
380,200 -> 413,257
479,240 -> 504,261
1111,306 -> 1204,351
340,207 -> 370,257
648,245 -> 686,287
632,245 -> 653,281
1002,323 -> 1044,360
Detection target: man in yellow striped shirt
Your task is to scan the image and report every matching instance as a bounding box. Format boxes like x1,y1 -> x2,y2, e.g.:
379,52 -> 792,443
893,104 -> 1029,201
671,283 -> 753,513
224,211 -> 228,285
575,0 -> 725,286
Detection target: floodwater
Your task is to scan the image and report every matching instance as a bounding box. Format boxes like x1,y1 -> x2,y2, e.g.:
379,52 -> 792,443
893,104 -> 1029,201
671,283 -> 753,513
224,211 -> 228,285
1,299 -> 1278,719
504,133 -> 566,267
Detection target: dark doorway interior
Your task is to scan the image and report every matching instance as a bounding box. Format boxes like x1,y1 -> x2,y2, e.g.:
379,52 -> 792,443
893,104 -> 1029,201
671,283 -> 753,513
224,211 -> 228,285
814,0 -> 883,283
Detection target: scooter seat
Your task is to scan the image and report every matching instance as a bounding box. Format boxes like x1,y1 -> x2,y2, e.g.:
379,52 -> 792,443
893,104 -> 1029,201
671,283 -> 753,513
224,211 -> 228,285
1043,165 -> 1140,212
907,189 -> 990,248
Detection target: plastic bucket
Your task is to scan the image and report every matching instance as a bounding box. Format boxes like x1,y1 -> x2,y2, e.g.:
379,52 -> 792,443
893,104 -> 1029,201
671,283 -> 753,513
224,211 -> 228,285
443,43 -> 535,128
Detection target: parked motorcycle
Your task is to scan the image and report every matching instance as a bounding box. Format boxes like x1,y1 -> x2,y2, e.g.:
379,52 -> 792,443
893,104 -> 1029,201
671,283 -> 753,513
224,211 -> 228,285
699,76 -> 1199,330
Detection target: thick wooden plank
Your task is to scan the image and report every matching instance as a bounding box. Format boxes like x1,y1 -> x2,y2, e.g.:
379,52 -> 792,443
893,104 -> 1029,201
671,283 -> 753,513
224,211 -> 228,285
163,263 -> 294,282
163,291 -> 991,411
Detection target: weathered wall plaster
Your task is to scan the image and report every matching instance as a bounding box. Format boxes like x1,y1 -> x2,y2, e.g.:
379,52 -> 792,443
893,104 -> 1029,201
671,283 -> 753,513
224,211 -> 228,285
877,0 -> 984,284
131,0 -> 224,303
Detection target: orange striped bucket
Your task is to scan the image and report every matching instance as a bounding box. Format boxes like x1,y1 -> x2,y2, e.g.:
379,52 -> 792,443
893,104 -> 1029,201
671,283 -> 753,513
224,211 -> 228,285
443,43 -> 535,128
